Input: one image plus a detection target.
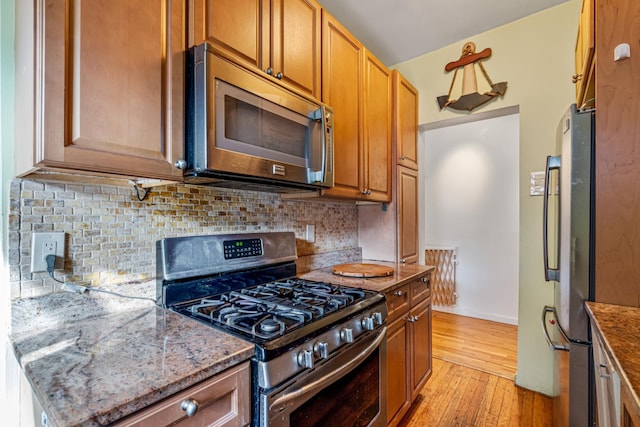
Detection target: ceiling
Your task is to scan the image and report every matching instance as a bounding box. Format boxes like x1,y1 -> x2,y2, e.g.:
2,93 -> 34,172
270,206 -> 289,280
317,0 -> 570,66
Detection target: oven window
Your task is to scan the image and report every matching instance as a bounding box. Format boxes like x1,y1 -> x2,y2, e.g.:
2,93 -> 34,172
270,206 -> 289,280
290,350 -> 380,427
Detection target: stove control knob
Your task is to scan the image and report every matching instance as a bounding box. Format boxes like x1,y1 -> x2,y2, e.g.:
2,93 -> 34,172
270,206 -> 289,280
361,316 -> 375,331
372,312 -> 384,326
314,341 -> 329,359
340,328 -> 354,343
297,349 -> 314,369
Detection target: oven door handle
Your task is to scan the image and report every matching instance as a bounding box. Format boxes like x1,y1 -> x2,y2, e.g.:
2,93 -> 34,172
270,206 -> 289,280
269,326 -> 386,411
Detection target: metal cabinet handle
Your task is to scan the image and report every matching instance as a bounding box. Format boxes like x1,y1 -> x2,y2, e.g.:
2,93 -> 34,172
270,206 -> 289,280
394,290 -> 403,297
400,155 -> 406,160
421,277 -> 429,283
174,159 -> 186,170
407,316 -> 419,323
265,67 -> 273,75
572,73 -> 582,83
180,398 -> 199,417
361,189 -> 371,195
275,71 -> 283,80
400,259 -> 406,264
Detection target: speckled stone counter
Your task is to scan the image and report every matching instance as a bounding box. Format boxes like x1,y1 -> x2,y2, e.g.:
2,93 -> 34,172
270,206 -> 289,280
11,292 -> 254,427
299,261 -> 434,293
585,301 -> 640,421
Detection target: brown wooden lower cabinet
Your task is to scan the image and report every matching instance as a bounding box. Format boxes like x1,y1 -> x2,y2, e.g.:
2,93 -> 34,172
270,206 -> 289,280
386,274 -> 432,426
113,362 -> 250,427
622,386 -> 640,427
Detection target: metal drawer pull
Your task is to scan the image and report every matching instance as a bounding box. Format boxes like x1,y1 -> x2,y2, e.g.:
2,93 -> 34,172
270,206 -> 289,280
180,398 -> 199,417
421,277 -> 429,283
394,290 -> 403,297
407,315 -> 419,323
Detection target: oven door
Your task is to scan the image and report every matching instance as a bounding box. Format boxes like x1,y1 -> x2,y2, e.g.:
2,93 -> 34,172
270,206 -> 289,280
260,327 -> 387,427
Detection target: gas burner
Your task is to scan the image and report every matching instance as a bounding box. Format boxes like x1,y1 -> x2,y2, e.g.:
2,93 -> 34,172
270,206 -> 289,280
258,318 -> 282,333
178,277 -> 375,340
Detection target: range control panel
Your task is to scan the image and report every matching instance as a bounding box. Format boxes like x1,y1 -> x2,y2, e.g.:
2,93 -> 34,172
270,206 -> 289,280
223,238 -> 263,259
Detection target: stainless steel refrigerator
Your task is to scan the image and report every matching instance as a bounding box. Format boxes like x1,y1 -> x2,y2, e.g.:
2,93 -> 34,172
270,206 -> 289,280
542,104 -> 595,426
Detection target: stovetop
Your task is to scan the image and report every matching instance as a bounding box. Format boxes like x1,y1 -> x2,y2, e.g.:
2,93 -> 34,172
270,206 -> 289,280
157,232 -> 386,359
172,278 -> 382,348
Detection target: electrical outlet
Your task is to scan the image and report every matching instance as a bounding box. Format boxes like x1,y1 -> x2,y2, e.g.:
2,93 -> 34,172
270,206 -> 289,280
31,232 -> 65,273
306,224 -> 315,243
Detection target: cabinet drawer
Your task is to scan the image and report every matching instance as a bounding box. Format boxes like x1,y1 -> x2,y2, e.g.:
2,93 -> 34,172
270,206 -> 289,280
386,284 -> 410,323
114,362 -> 250,427
410,274 -> 431,305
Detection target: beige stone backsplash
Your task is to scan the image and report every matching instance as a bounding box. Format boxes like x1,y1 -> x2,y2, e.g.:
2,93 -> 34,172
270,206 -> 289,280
9,176 -> 361,299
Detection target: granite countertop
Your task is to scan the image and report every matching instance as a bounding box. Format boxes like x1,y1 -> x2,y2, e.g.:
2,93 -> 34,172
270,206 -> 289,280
585,301 -> 640,419
11,292 -> 254,427
11,263 -> 432,426
299,260 -> 434,293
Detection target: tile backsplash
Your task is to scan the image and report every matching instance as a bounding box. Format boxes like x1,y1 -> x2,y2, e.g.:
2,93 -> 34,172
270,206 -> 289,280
8,175 -> 361,299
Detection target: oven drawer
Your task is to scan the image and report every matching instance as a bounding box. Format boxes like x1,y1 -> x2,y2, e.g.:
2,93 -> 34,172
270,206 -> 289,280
410,274 -> 431,305
386,284 -> 411,323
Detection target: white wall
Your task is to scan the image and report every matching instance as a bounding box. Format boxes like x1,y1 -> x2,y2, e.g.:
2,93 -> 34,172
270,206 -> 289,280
422,110 -> 519,324
1,0 -> 18,425
394,0 -> 582,395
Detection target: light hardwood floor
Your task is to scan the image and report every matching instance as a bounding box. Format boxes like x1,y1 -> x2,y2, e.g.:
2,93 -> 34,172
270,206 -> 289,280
400,311 -> 553,426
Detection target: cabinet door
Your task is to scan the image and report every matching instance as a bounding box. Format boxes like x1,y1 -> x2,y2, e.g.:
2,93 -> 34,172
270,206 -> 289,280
574,0 -> 594,107
191,0 -> 269,71
386,316 -> 411,427
363,49 -> 392,203
271,0 -> 321,97
321,11 -> 364,199
37,0 -> 184,180
398,166 -> 419,264
410,297 -> 432,399
192,0 -> 320,98
394,71 -> 419,170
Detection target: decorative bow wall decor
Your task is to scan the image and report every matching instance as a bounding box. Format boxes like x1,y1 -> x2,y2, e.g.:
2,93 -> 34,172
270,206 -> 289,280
437,42 -> 508,112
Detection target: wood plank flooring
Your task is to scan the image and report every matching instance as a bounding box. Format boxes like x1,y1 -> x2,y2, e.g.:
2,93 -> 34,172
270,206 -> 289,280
431,311 -> 518,379
399,311 -> 553,426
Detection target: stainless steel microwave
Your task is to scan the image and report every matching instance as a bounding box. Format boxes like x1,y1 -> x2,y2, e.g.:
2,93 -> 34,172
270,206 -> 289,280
183,43 -> 334,192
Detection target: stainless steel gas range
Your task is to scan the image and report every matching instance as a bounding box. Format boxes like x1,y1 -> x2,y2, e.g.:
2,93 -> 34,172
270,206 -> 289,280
156,232 -> 387,427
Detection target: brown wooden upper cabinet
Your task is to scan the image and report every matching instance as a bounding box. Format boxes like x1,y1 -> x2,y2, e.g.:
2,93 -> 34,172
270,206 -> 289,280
16,0 -> 186,180
190,0 -> 321,98
321,10 -> 392,202
394,71 -> 419,170
398,166 -> 419,264
574,0 -> 595,109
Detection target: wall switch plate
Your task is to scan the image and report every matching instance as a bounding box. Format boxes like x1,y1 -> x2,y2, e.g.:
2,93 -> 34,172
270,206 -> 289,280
31,232 -> 65,273
306,224 -> 315,243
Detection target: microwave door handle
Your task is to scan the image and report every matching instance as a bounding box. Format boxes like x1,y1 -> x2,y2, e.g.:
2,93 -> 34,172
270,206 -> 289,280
319,107 -> 328,182
541,306 -> 569,351
543,155 -> 561,282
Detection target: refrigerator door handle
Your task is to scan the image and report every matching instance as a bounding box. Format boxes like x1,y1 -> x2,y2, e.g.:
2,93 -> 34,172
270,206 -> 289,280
541,306 -> 569,351
543,155 -> 561,282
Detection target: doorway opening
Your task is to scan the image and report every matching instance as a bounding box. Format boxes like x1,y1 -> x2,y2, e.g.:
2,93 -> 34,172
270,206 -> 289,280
420,106 -> 520,325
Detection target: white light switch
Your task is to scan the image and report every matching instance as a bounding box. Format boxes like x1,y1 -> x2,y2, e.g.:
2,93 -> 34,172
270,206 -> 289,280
530,171 -> 545,196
